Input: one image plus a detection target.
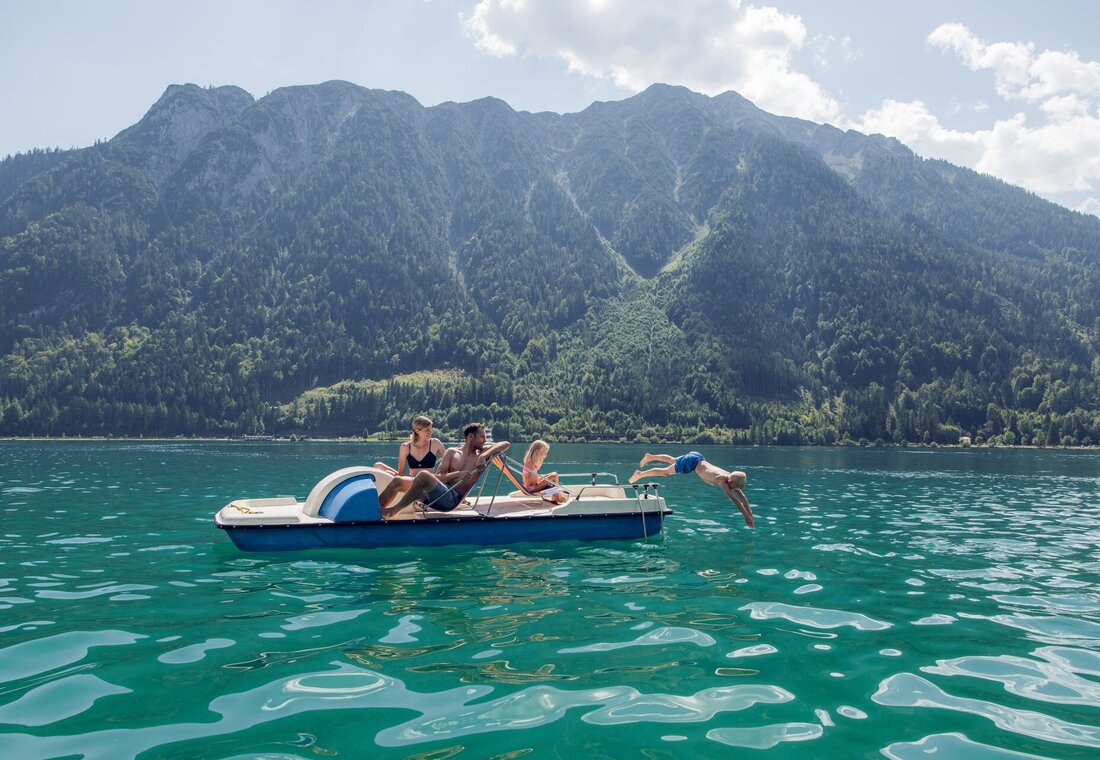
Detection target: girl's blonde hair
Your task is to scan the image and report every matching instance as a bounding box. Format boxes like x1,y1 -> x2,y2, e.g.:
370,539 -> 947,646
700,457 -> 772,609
524,439 -> 549,469
410,415 -> 433,444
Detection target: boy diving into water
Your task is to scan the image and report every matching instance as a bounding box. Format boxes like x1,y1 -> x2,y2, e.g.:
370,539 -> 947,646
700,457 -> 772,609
629,452 -> 754,528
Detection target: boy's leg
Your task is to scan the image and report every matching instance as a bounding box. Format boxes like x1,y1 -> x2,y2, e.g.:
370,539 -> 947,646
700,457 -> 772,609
629,464 -> 676,483
639,453 -> 676,467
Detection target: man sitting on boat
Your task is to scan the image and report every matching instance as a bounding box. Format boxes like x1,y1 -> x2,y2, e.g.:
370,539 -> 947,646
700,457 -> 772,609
382,423 -> 510,519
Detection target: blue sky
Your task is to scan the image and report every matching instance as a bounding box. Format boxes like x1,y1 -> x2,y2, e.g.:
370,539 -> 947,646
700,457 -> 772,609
3,0 -> 1099,215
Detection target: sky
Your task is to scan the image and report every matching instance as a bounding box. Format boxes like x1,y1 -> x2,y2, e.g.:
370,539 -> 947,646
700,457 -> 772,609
3,0 -> 1099,216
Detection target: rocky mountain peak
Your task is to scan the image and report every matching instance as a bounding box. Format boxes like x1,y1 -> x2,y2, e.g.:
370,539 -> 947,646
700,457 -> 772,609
110,84 -> 254,185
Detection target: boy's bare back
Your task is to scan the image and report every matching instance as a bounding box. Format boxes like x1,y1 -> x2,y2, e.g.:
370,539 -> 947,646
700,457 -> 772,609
695,460 -> 732,487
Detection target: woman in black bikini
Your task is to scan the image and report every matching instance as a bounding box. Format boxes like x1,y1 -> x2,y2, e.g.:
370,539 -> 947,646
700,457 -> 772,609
399,415 -> 445,476
374,415 -> 446,504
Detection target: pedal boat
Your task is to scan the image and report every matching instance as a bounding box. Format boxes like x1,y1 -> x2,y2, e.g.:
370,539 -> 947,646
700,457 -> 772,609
214,464 -> 670,551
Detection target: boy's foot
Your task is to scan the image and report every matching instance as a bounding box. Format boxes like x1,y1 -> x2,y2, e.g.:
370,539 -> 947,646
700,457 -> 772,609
639,453 -> 656,467
628,470 -> 644,484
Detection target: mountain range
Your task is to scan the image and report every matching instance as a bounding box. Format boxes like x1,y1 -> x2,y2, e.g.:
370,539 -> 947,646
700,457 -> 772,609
1,80 -> 1098,445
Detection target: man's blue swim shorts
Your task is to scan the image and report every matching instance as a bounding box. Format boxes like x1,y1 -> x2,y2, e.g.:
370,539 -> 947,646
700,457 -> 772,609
675,451 -> 705,474
422,481 -> 463,511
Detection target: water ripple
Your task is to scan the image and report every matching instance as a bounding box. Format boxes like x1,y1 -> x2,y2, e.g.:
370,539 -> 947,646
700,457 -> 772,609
558,626 -> 716,653
706,722 -> 823,749
988,613 -> 1100,645
924,652 -> 1100,706
0,662 -> 800,755
280,608 -> 372,632
740,602 -> 892,631
158,638 -> 236,665
0,674 -> 130,726
0,630 -> 146,684
882,732 -> 1054,759
873,672 -> 1100,748
34,583 -> 155,600
583,684 -> 793,725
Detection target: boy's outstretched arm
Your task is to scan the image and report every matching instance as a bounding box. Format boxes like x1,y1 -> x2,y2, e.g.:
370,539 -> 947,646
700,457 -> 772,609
720,481 -> 755,528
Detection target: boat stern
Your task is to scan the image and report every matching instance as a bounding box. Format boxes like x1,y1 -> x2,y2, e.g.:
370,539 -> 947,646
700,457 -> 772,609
215,497 -> 304,527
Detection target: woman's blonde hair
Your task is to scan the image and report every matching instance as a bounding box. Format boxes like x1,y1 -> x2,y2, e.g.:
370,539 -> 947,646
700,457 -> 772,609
524,439 -> 549,469
410,415 -> 433,444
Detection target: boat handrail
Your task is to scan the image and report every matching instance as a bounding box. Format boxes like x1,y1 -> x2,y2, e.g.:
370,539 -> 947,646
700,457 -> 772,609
555,471 -> 620,486
477,460 -> 652,508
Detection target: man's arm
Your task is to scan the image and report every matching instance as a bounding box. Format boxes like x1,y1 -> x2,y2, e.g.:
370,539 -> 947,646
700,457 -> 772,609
438,448 -> 476,484
437,448 -> 459,477
476,440 -> 510,466
447,441 -> 510,489
438,469 -> 467,484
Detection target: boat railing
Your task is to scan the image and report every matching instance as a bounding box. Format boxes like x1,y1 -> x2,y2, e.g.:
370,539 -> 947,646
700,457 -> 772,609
556,471 -> 620,486
554,472 -> 622,501
475,461 -> 636,513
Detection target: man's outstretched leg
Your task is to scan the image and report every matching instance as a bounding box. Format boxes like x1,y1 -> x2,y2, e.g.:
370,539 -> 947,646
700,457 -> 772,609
378,475 -> 413,509
639,453 -> 676,467
384,471 -> 439,517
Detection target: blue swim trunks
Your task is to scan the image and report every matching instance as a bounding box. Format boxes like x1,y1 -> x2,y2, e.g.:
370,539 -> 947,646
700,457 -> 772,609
675,451 -> 705,474
422,481 -> 463,512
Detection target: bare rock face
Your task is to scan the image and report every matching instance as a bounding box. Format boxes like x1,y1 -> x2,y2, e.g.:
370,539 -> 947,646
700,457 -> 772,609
111,84 -> 254,186
154,81 -> 432,217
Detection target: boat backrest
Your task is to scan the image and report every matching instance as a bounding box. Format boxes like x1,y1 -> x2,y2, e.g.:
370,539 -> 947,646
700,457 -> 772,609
491,457 -> 567,498
302,467 -> 391,518
491,457 -> 529,493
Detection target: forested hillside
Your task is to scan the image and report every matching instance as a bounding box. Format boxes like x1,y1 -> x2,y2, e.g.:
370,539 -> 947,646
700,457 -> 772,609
2,81 -> 1098,444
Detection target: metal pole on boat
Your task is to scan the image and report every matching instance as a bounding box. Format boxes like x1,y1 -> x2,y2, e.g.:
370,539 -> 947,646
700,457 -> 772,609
652,483 -> 665,537
631,484 -> 648,540
477,457 -> 506,516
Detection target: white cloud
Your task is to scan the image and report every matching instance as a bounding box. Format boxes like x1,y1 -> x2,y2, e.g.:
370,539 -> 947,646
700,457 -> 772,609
852,24 -> 1100,213
852,99 -> 986,167
462,0 -> 840,122
811,33 -> 860,69
1077,197 -> 1100,217
927,23 -> 1033,100
851,100 -> 1100,195
1039,94 -> 1090,121
928,22 -> 1100,104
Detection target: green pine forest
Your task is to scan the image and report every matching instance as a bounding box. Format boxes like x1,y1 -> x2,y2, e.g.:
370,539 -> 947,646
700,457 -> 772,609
1,82 -> 1098,445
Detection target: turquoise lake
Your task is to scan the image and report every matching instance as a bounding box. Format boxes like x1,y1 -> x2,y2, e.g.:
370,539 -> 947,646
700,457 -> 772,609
1,441 -> 1098,759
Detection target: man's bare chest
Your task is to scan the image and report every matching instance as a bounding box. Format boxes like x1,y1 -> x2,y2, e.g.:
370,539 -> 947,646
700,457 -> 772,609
448,450 -> 481,472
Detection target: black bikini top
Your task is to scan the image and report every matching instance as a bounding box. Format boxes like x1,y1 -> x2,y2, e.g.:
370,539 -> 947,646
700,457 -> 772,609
406,441 -> 438,470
